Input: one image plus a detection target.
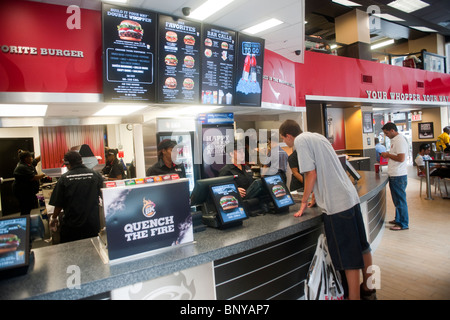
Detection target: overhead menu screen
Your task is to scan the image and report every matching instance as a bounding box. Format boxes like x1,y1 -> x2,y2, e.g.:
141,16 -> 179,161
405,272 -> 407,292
158,15 -> 201,104
102,4 -> 157,102
235,33 -> 265,107
201,24 -> 236,106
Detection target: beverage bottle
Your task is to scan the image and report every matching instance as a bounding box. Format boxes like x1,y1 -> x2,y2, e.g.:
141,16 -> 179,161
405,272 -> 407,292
250,54 -> 257,82
242,54 -> 250,81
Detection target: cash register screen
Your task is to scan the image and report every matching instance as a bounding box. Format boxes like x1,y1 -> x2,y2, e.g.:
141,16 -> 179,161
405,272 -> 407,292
209,182 -> 248,225
262,174 -> 294,209
0,216 -> 30,272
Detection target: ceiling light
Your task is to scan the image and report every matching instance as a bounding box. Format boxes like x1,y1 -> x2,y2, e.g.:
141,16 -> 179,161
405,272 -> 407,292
388,0 -> 429,13
332,0 -> 362,7
371,39 -> 395,50
242,18 -> 284,35
410,26 -> 437,32
373,13 -> 405,22
0,104 -> 47,117
189,0 -> 235,21
94,105 -> 147,116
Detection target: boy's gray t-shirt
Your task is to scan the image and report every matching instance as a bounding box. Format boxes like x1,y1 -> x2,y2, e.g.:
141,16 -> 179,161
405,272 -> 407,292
294,132 -> 360,215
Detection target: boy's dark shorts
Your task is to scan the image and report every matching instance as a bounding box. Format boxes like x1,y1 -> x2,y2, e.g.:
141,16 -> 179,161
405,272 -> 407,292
322,204 -> 371,270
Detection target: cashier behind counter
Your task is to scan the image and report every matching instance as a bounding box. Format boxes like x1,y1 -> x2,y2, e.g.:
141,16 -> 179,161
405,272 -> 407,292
101,148 -> 124,180
146,139 -> 186,178
219,141 -> 254,198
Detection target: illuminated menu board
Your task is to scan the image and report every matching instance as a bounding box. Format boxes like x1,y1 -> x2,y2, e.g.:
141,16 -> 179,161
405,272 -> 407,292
158,15 -> 201,104
201,24 -> 236,105
102,4 -> 157,102
234,33 -> 265,106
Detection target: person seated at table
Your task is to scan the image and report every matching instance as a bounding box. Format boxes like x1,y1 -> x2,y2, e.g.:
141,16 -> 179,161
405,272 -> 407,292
415,143 -> 450,178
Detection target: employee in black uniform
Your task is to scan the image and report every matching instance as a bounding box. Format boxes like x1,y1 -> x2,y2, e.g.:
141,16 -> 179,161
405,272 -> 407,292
12,150 -> 46,216
146,139 -> 186,178
102,148 -> 125,180
49,151 -> 103,244
219,141 -> 254,198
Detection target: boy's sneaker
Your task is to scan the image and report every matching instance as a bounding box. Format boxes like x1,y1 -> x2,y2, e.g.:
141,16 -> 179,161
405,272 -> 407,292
360,284 -> 377,300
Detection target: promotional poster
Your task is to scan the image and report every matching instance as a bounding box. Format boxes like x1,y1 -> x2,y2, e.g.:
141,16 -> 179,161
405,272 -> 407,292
201,24 -> 236,105
262,175 -> 294,209
102,4 -> 157,102
235,33 -> 265,106
0,217 -> 28,271
158,15 -> 201,104
210,183 -> 247,224
102,180 -> 193,261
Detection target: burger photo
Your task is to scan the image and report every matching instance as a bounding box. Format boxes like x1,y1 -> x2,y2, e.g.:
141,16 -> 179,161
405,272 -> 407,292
165,77 -> 177,89
204,38 -> 213,47
272,185 -> 286,198
166,31 -> 178,42
184,35 -> 196,45
183,55 -> 195,68
221,42 -> 229,50
183,78 -> 194,90
117,20 -> 144,41
0,233 -> 20,255
204,48 -> 212,58
219,195 -> 238,211
165,54 -> 178,66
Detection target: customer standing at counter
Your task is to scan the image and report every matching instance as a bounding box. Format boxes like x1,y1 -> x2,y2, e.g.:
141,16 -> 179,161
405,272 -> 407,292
279,119 -> 375,300
102,148 -> 125,180
380,122 -> 409,231
146,139 -> 186,178
219,140 -> 254,198
12,150 -> 45,216
49,151 -> 103,243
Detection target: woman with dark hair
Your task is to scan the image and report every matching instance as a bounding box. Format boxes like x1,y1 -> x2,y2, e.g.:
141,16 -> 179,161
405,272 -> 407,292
146,139 -> 186,178
12,150 -> 45,216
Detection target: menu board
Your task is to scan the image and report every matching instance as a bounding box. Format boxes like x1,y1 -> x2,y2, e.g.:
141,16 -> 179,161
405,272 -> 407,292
201,25 -> 236,105
158,15 -> 201,104
235,33 -> 265,106
102,4 -> 157,102
210,183 -> 248,225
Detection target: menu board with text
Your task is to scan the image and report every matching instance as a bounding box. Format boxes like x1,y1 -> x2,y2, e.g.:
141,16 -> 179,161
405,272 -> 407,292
102,4 -> 157,102
201,24 -> 236,105
158,15 -> 201,104
234,33 -> 265,107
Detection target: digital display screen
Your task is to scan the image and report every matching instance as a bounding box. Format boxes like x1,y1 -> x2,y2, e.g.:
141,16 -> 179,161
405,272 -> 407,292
158,14 -> 201,103
210,183 -> 248,225
262,174 -> 294,209
0,217 -> 29,271
201,24 -> 236,106
234,33 -> 265,106
102,4 -> 157,102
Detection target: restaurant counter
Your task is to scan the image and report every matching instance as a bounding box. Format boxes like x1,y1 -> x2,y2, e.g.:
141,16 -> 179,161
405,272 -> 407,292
0,171 -> 388,300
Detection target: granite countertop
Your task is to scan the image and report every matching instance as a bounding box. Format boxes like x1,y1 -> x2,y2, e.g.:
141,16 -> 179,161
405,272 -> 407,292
0,171 -> 388,300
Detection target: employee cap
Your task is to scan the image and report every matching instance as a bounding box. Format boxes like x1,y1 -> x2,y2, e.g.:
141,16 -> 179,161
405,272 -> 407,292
157,139 -> 177,151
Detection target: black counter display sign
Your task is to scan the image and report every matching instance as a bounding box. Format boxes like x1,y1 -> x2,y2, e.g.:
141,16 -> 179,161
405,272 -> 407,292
201,25 -> 236,106
102,4 -> 157,102
235,33 -> 265,107
158,15 -> 201,104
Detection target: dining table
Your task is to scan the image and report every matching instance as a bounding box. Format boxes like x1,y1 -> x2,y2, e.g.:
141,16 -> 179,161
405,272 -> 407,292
424,158 -> 450,200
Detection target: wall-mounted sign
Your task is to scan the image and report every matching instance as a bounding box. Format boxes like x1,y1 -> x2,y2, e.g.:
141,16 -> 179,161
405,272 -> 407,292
102,4 -> 157,102
418,122 -> 434,139
200,24 -> 236,105
158,15 -> 201,104
365,90 -> 449,103
234,33 -> 265,107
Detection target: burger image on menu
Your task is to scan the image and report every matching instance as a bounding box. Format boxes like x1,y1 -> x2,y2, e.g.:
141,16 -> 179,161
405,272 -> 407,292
204,48 -> 212,58
204,38 -> 212,47
219,195 -> 238,211
165,54 -> 178,66
117,20 -> 143,41
184,55 -> 195,68
165,77 -> 177,89
184,35 -> 195,45
0,234 -> 20,255
221,42 -> 229,50
272,185 -> 286,198
183,78 -> 194,90
166,31 -> 178,42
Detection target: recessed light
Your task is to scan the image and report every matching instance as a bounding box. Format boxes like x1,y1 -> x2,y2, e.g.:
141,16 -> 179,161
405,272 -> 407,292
373,13 -> 405,22
410,26 -> 437,32
0,104 -> 48,117
388,0 -> 429,13
332,0 -> 362,7
94,105 -> 147,116
242,18 -> 283,35
371,39 -> 395,50
189,0 -> 235,21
